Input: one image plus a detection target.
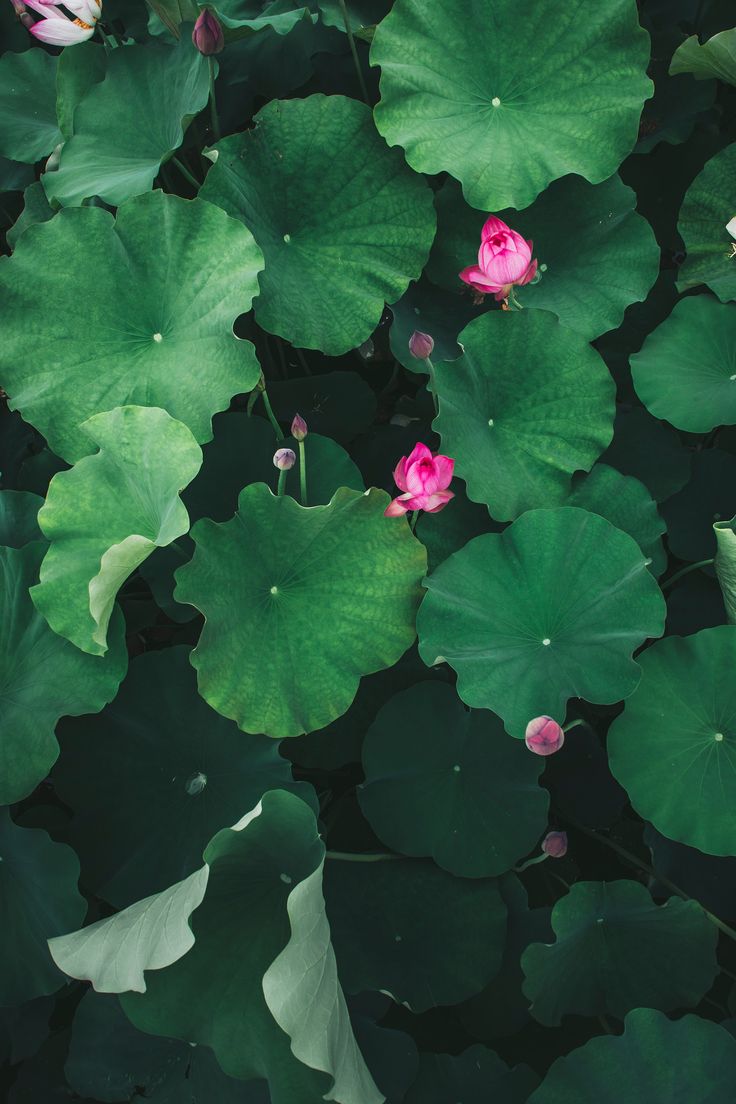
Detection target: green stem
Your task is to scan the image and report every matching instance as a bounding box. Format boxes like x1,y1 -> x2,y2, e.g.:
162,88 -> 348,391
514,852 -> 549,873
298,439 -> 307,506
326,850 -> 402,862
276,468 -> 287,497
563,717 -> 586,733
337,0 -> 370,104
661,558 -> 714,591
97,24 -> 118,48
409,510 -> 419,533
295,347 -> 312,376
171,156 -> 200,191
208,56 -> 221,142
260,388 -> 284,440
560,811 -> 736,945
598,1014 -> 615,1035
425,356 -> 439,417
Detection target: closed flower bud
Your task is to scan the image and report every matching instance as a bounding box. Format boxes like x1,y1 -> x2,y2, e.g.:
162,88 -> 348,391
291,413 -> 308,441
192,9 -> 224,55
409,330 -> 434,359
524,716 -> 565,756
541,831 -> 568,859
273,447 -> 296,471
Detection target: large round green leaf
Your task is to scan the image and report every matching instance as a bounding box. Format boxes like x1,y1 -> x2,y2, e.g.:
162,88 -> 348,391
43,37 -> 209,208
0,542 -> 127,805
608,626 -> 736,856
176,484 -> 426,737
417,507 -> 666,737
0,190 -> 263,463
359,683 -> 548,877
631,296 -> 736,432
54,647 -> 313,908
427,175 -> 659,341
527,1008 -> 736,1104
405,1047 -> 538,1104
0,50 -> 62,164
433,311 -> 615,520
371,0 -> 652,211
31,407 -> 202,656
324,857 -> 507,1011
0,811 -> 86,1007
677,142 -> 736,302
521,879 -> 718,1024
199,94 -> 435,355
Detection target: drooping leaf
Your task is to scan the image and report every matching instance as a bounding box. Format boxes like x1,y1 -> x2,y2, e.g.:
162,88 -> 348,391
43,37 -> 209,207
670,27 -> 736,86
200,93 -> 436,354
0,190 -> 263,463
521,879 -> 718,1024
433,310 -> 615,520
371,0 -> 652,211
426,175 -> 659,341
0,811 -> 86,1006
417,507 -> 666,737
117,792 -> 378,1104
631,296 -> 736,432
359,682 -> 548,877
0,50 -> 62,164
608,626 -> 736,856
527,1008 -> 736,1103
324,856 -> 507,1011
0,542 -> 127,805
31,407 -> 202,656
715,517 -> 736,622
175,484 -> 426,737
54,647 -> 314,908
677,142 -> 736,302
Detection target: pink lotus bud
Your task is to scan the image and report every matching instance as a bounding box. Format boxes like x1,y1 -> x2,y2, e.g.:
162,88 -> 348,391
459,214 -> 538,302
273,447 -> 296,471
384,442 -> 454,518
541,831 -> 568,859
409,330 -> 434,360
524,716 -> 564,756
291,413 -> 308,441
192,9 -> 224,55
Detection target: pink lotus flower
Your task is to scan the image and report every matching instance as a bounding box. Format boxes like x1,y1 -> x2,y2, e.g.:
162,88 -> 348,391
24,0 -> 101,43
459,215 -> 537,302
525,716 -> 564,756
384,442 -> 454,518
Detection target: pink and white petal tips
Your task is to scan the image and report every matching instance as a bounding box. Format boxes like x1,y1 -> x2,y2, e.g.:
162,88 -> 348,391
384,442 -> 455,519
459,215 -> 538,302
25,0 -> 100,44
525,716 -> 565,756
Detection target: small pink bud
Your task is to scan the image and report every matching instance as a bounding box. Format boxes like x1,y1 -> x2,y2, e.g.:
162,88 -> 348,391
291,413 -> 308,441
541,831 -> 568,859
192,9 -> 224,55
524,716 -> 564,756
273,447 -> 296,471
409,330 -> 434,359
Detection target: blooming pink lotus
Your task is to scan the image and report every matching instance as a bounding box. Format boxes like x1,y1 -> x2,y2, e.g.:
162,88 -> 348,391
384,442 -> 454,518
459,215 -> 537,302
24,0 -> 101,44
